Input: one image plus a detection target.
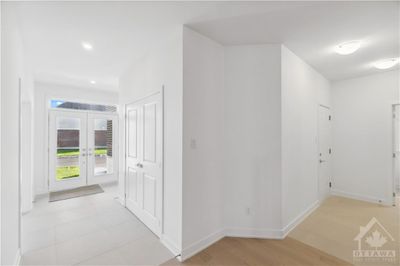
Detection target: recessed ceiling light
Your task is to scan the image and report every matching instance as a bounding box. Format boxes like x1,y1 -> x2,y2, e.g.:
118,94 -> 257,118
90,80 -> 96,85
334,41 -> 361,55
373,58 -> 399,70
82,41 -> 93,51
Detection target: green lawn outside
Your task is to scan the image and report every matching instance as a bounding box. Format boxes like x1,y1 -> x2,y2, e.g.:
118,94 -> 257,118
57,148 -> 107,157
56,166 -> 80,180
56,148 -> 107,180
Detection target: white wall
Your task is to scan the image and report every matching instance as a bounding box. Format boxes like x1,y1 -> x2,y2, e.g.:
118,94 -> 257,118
182,28 -> 225,257
33,82 -> 118,196
281,46 -> 331,231
118,26 -> 183,255
223,44 -> 283,235
21,63 -> 34,213
21,102 -> 33,213
332,70 -> 399,204
1,2 -> 27,264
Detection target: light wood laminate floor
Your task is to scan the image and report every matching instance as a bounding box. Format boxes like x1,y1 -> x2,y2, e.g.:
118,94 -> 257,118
165,196 -> 399,266
163,237 -> 351,266
290,196 -> 400,265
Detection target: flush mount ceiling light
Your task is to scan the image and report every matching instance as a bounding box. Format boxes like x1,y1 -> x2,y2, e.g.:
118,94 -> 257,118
334,41 -> 361,55
81,41 -> 93,51
90,80 -> 96,85
373,58 -> 399,70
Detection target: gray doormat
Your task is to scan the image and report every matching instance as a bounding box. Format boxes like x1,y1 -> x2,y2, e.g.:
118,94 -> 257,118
49,184 -> 104,202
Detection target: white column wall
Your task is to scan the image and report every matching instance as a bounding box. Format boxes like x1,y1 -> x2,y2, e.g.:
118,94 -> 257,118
223,44 -> 283,235
181,28 -> 225,259
281,46 -> 331,233
119,26 -> 183,255
1,3 -> 27,264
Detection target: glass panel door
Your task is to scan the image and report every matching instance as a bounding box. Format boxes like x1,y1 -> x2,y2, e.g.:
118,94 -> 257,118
49,111 -> 87,191
49,111 -> 118,191
87,113 -> 118,184
56,117 -> 81,180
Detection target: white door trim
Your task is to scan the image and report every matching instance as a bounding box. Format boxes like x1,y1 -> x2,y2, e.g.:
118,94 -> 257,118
124,89 -> 164,237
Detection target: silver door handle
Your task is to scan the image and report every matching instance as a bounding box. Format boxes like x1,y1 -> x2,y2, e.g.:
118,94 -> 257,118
136,163 -> 143,168
319,159 -> 326,163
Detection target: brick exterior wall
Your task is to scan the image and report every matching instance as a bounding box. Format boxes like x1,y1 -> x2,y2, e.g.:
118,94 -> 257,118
57,130 -> 108,148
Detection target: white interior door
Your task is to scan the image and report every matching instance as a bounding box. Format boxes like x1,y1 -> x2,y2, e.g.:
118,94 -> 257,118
49,110 -> 88,191
393,105 -> 400,196
125,92 -> 163,237
318,105 -> 332,201
87,113 -> 118,185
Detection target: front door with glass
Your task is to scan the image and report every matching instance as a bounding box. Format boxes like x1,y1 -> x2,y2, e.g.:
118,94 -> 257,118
49,110 -> 117,192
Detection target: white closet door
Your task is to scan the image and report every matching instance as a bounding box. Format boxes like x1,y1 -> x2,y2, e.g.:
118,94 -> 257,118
125,92 -> 163,236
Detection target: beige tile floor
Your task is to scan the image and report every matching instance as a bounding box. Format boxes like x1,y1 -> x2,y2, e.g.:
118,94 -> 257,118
21,184 -> 174,265
290,196 -> 400,266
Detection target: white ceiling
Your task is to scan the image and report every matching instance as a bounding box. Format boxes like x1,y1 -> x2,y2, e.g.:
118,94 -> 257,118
14,1 -> 399,91
188,1 -> 400,81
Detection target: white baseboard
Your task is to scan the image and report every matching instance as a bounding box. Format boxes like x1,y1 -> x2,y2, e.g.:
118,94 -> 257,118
281,200 -> 320,238
33,191 -> 49,201
331,189 -> 392,206
160,234 -> 181,257
14,249 -> 21,266
174,202 -> 323,262
180,229 -> 225,261
116,195 -> 125,206
225,227 -> 283,239
179,201 -> 321,262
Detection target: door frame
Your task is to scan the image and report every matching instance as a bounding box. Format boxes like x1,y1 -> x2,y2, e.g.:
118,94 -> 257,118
392,104 -> 399,206
317,104 -> 332,201
47,109 -> 119,192
124,89 -> 164,236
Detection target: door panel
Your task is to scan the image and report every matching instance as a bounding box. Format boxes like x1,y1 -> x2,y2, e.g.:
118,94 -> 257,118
143,174 -> 156,216
87,113 -> 118,185
127,167 -> 138,203
144,103 -> 157,163
49,111 -> 87,191
318,106 -> 332,200
128,109 -> 138,158
125,92 -> 163,237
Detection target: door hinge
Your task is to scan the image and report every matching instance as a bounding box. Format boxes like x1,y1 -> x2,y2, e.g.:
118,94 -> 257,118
329,182 -> 332,188
329,115 -> 332,121
329,148 -> 332,154
393,153 -> 396,158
